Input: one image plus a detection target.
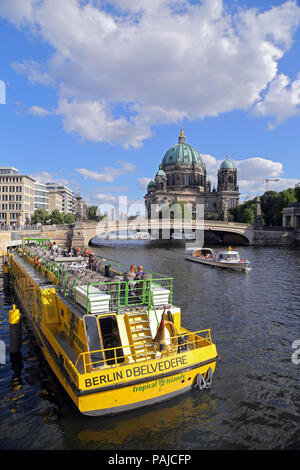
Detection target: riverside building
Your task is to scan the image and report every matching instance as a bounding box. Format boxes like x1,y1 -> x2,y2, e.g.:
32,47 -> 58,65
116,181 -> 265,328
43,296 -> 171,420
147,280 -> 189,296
34,182 -> 49,212
45,183 -> 76,215
0,167 -> 35,225
0,167 -> 77,225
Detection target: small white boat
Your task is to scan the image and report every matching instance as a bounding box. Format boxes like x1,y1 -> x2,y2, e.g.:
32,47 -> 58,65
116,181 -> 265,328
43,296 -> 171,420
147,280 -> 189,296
136,231 -> 151,240
172,231 -> 196,240
185,247 -> 251,271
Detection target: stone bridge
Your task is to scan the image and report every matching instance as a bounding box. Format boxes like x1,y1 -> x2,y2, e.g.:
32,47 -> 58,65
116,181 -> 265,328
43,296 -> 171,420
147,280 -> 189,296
0,218 -> 255,252
0,218 -> 296,252
75,218 -> 255,246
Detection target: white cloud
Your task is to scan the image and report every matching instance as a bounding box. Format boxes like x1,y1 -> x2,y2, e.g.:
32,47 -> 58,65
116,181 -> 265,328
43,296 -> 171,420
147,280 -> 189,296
137,177 -> 152,190
95,193 -> 118,203
29,171 -> 53,183
201,152 -> 296,198
12,60 -> 53,86
254,73 -> 300,127
236,157 -> 283,180
28,105 -> 52,117
76,161 -> 136,182
233,157 -> 298,197
57,99 -> 151,148
29,171 -> 71,187
3,0 -> 300,146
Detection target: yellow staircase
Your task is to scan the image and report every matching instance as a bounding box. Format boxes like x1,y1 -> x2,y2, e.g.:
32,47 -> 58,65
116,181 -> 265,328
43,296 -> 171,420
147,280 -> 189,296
124,307 -> 156,362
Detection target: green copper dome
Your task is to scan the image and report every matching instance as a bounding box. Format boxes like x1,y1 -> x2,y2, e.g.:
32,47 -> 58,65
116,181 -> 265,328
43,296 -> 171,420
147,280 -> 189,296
162,129 -> 204,168
147,180 -> 155,186
156,169 -> 166,177
220,155 -> 234,170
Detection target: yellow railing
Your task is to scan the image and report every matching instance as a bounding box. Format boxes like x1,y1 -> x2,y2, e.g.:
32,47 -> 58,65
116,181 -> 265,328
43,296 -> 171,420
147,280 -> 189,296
74,328 -> 212,374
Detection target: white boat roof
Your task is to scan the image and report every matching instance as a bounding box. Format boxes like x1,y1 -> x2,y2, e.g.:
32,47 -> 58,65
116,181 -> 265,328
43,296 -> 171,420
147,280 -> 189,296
218,250 -> 239,255
185,247 -> 215,253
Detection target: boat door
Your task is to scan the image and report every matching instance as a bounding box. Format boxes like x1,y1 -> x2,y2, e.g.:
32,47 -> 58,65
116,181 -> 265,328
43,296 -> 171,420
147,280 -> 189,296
83,315 -> 104,369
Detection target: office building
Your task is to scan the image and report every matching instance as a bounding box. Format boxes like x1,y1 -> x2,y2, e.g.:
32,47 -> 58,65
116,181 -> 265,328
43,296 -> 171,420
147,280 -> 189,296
45,183 -> 76,214
0,167 -> 35,224
34,182 -> 49,211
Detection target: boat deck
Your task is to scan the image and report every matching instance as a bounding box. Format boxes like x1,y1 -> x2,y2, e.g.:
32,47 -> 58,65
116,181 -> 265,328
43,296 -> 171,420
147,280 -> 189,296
13,254 -> 55,290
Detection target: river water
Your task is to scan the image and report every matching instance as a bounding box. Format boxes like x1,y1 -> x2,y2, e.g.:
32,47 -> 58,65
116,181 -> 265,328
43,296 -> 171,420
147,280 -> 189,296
0,241 -> 299,451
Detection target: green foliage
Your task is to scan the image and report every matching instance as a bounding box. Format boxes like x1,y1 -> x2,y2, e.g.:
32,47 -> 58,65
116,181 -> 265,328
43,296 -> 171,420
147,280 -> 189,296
261,189 -> 296,225
88,206 -> 105,222
229,187 -> 297,226
204,211 -> 221,221
31,208 -> 75,225
295,183 -> 300,203
31,208 -> 49,225
166,201 -> 193,219
49,209 -> 64,225
229,200 -> 256,224
63,212 -> 75,224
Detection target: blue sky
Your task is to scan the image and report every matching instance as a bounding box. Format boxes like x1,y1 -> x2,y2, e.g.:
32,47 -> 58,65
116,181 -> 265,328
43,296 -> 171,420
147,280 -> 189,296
1,0 -> 300,214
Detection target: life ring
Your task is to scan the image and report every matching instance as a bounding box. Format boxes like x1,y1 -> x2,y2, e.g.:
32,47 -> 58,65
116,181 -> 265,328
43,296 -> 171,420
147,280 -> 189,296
160,320 -> 179,356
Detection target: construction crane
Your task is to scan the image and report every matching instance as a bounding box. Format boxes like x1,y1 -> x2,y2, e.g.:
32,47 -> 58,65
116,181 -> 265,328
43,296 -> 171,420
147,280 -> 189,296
265,178 -> 279,191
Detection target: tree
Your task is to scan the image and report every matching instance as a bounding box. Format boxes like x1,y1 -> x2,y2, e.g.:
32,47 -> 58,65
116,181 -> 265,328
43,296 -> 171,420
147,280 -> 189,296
229,186 -> 297,226
204,211 -> 221,221
229,200 -> 256,223
295,183 -> 300,203
50,209 -> 64,225
261,189 -> 296,225
241,206 -> 255,224
167,200 -> 193,219
63,213 -> 75,224
88,206 -> 105,222
31,208 -> 49,225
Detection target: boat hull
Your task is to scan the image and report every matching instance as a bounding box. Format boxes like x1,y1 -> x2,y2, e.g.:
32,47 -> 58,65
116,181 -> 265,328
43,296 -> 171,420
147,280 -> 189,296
80,359 -> 217,416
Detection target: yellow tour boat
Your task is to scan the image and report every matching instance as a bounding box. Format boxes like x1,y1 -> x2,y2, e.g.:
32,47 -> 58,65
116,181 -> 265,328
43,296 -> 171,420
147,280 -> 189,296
7,238 -> 219,416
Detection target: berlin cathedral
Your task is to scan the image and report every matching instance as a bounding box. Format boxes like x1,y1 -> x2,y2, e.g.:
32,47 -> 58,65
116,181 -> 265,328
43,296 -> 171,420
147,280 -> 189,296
145,128 -> 240,220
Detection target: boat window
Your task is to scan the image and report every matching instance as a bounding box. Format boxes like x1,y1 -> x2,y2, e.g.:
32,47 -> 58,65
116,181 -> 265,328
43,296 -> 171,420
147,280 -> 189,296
84,315 -> 104,368
98,316 -> 124,365
220,253 -> 239,260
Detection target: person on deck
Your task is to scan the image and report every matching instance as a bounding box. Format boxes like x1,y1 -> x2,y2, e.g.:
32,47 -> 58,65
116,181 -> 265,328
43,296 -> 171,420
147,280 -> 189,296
135,265 -> 144,280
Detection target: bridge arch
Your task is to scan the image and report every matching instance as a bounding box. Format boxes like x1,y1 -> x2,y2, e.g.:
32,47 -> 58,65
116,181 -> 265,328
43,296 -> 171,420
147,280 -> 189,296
204,229 -> 250,245
69,220 -> 253,246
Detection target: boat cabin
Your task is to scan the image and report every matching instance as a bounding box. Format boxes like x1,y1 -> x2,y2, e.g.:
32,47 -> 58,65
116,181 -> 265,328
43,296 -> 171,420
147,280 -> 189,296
185,247 -> 215,259
216,250 -> 240,262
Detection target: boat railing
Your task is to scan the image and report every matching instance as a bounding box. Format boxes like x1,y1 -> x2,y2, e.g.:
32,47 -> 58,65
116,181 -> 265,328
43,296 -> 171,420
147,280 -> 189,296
74,328 -> 213,374
92,255 -> 170,280
58,274 -> 173,315
20,246 -> 173,314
